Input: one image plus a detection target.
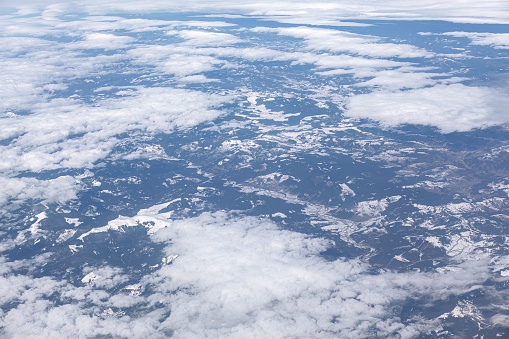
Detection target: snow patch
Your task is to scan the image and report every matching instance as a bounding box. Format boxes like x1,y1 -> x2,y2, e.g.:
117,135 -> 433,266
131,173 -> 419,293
56,229 -> 76,244
81,272 -> 99,285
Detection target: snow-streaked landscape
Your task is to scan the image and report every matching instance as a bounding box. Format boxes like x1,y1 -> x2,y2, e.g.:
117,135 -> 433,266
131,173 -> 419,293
1,0 -> 509,337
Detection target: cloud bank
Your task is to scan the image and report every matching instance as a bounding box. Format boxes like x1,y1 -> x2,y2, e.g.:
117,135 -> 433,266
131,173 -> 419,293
346,84 -> 509,133
0,212 -> 493,338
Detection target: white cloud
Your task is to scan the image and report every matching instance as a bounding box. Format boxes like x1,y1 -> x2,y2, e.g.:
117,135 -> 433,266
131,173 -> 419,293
142,211 -> 490,338
260,15 -> 372,27
245,27 -> 453,93
0,10 -> 240,211
0,40 -> 126,114
169,30 -> 243,47
53,15 -> 236,33
0,86 -> 230,209
351,68 -> 462,91
127,45 -> 230,77
81,266 -> 129,289
127,30 -> 242,78
491,314 -> 509,326
281,52 -> 454,92
0,175 -> 80,213
0,87 -> 230,174
293,52 -> 408,70
241,0 -> 509,24
0,54 -> 64,112
69,33 -> 135,50
0,37 -> 54,55
158,54 -> 225,76
0,281 -> 160,338
0,208 -> 499,338
4,0 -> 509,24
178,74 -> 219,83
346,84 -> 509,133
444,32 -> 509,49
253,26 -> 433,58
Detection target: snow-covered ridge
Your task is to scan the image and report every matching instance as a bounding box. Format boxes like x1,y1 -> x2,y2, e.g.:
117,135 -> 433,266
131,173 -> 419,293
78,200 -> 180,241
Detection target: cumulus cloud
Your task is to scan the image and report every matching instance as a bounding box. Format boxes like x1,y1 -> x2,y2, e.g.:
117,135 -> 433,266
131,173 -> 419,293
178,74 -> 219,83
69,33 -> 135,50
0,87 -> 230,174
0,277 -> 160,338
142,211 -> 489,338
0,176 -> 80,212
443,32 -> 509,49
168,30 -> 243,47
158,54 -> 225,77
0,37 -> 125,114
293,52 -> 407,71
0,84 -> 229,208
0,253 -> 159,338
253,26 -> 433,58
351,68 -> 462,91
127,29 -> 243,78
247,27 -> 452,93
0,211 -> 494,338
53,15 -> 236,34
0,7 -> 243,212
346,84 -> 509,133
81,266 -> 129,289
126,44 -> 228,77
